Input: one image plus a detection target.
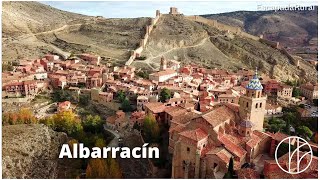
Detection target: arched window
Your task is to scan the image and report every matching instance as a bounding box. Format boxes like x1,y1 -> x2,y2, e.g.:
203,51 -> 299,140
255,103 -> 258,108
260,102 -> 262,108
246,102 -> 249,108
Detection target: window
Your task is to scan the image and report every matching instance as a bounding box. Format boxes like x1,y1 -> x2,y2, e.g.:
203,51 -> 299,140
256,103 -> 258,109
246,102 -> 249,108
214,163 -> 218,168
260,103 -> 262,108
187,147 -> 190,152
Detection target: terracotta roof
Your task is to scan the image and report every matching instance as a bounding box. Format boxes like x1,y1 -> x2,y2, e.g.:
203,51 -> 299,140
219,135 -> 246,158
237,168 -> 260,179
179,128 -> 208,142
150,69 -> 177,76
206,147 -> 232,164
246,134 -> 261,148
171,111 -> 200,125
164,106 -> 187,117
301,82 -> 318,91
169,124 -> 186,133
144,102 -> 166,114
202,105 -> 236,127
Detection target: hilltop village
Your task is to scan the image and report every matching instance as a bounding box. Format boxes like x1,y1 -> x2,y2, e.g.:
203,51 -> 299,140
2,7 -> 318,179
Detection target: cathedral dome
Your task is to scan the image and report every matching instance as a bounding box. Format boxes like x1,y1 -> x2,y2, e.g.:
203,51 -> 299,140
239,120 -> 253,128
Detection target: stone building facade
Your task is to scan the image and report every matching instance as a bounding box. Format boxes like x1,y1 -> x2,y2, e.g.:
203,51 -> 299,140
170,71 -> 270,178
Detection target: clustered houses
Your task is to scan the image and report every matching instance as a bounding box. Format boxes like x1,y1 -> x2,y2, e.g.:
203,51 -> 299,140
2,53 -> 108,98
300,82 -> 318,101
261,79 -> 293,100
3,50 -> 317,178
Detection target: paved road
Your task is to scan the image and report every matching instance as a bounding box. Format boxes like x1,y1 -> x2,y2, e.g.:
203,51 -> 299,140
103,124 -> 120,147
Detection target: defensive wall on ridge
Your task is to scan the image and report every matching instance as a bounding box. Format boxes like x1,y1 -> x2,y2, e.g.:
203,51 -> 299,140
125,9 -> 300,67
186,15 -> 300,67
185,15 -> 259,41
125,10 -> 161,66
258,35 -> 299,67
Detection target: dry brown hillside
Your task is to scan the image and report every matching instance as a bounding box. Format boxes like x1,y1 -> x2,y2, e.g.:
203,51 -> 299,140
2,1 -> 150,64
136,14 -> 317,82
2,2 -> 317,82
202,9 -> 318,48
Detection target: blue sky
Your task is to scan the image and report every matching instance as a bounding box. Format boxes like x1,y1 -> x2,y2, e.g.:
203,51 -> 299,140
41,1 -> 318,18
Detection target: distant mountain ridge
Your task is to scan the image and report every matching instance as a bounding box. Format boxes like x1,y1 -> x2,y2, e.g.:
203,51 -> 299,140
201,7 -> 318,48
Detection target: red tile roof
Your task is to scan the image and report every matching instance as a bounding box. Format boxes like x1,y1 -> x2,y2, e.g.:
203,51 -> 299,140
219,135 -> 246,158
179,128 -> 208,142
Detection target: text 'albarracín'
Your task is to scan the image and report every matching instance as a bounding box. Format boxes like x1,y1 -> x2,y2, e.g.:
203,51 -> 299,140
59,143 -> 160,159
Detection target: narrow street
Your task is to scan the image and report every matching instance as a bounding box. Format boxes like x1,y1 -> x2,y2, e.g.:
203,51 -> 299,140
103,124 -> 120,147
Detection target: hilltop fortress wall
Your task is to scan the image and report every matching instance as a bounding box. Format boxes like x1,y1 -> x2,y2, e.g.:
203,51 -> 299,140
125,10 -> 161,66
126,8 -> 299,67
258,35 -> 299,67
185,15 -> 259,41
186,15 -> 300,67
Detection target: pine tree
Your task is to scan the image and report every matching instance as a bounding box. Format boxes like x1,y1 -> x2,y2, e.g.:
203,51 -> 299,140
223,158 -> 235,179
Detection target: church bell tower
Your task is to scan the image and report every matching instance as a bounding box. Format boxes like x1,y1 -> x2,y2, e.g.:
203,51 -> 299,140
239,68 -> 267,131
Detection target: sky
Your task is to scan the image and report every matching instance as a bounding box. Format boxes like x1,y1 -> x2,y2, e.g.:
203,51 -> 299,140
41,1 -> 318,18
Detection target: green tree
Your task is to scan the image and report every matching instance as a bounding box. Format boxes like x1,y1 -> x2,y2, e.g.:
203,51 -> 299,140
143,113 -> 160,143
292,87 -> 301,97
120,98 -> 132,112
297,126 -> 313,140
79,94 -> 90,106
116,90 -> 126,103
283,112 -> 296,134
223,158 -> 236,179
83,115 -> 103,134
41,110 -> 83,136
267,116 -> 286,133
136,71 -> 149,79
159,88 -> 171,103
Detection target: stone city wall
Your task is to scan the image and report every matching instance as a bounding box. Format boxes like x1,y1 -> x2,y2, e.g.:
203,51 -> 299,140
259,35 -> 299,67
187,15 -> 300,67
125,11 -> 162,66
258,38 -> 280,49
185,15 -> 259,41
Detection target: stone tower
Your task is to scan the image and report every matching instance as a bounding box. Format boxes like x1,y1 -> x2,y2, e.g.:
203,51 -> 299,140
238,114 -> 253,137
239,68 -> 266,131
160,56 -> 167,71
156,10 -> 160,16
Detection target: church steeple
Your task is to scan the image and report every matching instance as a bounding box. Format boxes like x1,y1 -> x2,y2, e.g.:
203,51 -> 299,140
238,68 -> 267,131
160,56 -> 167,71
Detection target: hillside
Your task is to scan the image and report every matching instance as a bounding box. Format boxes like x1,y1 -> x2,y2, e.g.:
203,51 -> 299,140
2,2 -> 317,82
2,1 -> 150,64
2,124 -> 67,178
201,8 -> 318,48
137,14 -> 317,82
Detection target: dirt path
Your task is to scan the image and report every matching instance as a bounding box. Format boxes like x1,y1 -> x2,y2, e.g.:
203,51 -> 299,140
134,37 -> 209,69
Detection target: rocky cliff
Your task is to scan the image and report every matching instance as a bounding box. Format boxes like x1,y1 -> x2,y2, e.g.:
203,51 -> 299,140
2,124 -> 68,179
